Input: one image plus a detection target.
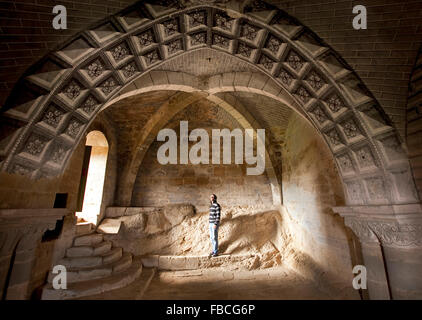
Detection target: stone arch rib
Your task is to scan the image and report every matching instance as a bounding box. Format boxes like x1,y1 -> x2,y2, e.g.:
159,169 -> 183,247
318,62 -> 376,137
0,0 -> 418,206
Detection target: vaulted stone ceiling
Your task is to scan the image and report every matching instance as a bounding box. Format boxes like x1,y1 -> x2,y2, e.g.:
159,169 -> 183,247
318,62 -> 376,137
0,0 -> 418,208
102,88 -> 293,172
1,0 -> 421,140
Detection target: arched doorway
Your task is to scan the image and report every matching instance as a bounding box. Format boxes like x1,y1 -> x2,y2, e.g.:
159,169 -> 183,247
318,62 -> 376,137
76,130 -> 109,225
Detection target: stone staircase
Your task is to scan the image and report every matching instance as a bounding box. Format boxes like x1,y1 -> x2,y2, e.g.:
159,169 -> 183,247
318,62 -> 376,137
41,222 -> 143,300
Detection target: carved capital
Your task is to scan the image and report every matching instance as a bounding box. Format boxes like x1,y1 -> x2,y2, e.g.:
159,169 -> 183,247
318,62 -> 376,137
368,221 -> 422,248
344,218 -> 379,243
335,204 -> 422,248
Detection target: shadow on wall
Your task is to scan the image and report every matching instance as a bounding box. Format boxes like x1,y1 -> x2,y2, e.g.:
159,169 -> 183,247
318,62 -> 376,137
280,113 -> 362,298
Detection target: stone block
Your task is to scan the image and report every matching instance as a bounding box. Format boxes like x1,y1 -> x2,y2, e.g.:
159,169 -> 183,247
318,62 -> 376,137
171,256 -> 187,270
248,73 -> 269,90
106,207 -> 126,218
159,256 -> 172,270
141,255 -> 159,268
185,257 -> 199,270
150,71 -> 169,86
97,219 -> 122,234
133,73 -> 153,89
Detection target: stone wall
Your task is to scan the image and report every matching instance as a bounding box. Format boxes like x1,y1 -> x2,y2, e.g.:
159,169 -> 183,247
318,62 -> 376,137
281,112 -> 357,290
0,112 -> 116,213
132,123 -> 274,209
0,134 -> 85,210
407,46 -> 422,201
268,0 -> 422,140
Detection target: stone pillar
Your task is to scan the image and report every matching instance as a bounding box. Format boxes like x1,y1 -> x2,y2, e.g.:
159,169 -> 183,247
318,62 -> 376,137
5,227 -> 44,300
0,230 -> 21,299
0,209 -> 69,300
334,204 -> 422,300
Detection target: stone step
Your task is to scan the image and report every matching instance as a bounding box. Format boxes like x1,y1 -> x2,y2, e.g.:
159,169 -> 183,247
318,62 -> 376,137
106,206 -> 158,218
66,241 -> 112,258
73,233 -> 103,247
59,247 -> 122,269
41,257 -> 143,300
75,222 -> 95,236
48,253 -> 133,284
80,267 -> 156,300
141,253 -> 256,271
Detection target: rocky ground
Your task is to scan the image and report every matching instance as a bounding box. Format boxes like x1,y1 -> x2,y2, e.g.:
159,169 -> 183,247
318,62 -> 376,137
103,204 -> 295,270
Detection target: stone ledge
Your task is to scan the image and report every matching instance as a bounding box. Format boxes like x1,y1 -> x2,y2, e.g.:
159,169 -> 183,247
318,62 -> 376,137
140,253 -> 256,271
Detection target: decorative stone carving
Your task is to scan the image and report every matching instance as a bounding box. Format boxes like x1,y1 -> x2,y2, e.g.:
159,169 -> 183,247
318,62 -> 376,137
337,153 -> 354,173
41,106 -> 64,128
326,128 -> 342,146
310,105 -> 328,124
214,13 -> 233,31
122,62 -> 137,78
51,145 -> 67,164
87,59 -> 105,79
237,43 -> 252,58
345,181 -> 364,203
345,217 -> 422,248
266,36 -> 282,55
259,54 -> 274,70
25,135 -> 47,156
163,18 -> 179,36
296,86 -> 311,103
213,34 -> 229,48
369,221 -> 422,248
63,81 -> 81,100
81,95 -> 99,114
188,11 -> 206,28
12,164 -> 32,176
365,178 -> 387,200
190,33 -> 206,46
111,44 -> 129,62
278,70 -> 293,86
286,52 -> 303,71
241,24 -> 259,41
341,119 -> 360,138
356,146 -> 375,168
0,0 -> 406,196
65,119 -> 83,138
306,71 -> 325,91
167,39 -> 183,55
138,30 -> 155,47
345,218 -> 378,243
326,94 -> 344,113
144,50 -> 160,65
100,78 -> 118,95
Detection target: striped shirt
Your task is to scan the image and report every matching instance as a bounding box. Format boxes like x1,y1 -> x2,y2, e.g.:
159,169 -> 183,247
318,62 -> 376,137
209,201 -> 221,224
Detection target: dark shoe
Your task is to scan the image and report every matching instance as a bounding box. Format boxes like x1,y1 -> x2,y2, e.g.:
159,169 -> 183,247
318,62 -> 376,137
208,252 -> 213,258
211,253 -> 218,257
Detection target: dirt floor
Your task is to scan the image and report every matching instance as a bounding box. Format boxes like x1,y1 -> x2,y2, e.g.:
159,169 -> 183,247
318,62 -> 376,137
144,267 -> 334,300
83,265 -> 338,300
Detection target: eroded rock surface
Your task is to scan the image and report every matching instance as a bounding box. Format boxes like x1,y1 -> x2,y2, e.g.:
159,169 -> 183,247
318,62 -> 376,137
102,204 -> 288,270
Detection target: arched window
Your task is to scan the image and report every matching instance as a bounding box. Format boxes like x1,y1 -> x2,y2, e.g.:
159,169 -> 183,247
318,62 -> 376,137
76,130 -> 108,225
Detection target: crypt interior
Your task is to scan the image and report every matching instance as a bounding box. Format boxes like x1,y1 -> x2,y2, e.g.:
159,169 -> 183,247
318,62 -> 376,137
0,0 -> 421,300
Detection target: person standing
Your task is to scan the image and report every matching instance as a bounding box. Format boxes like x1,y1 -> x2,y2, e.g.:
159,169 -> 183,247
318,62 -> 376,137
209,194 -> 221,257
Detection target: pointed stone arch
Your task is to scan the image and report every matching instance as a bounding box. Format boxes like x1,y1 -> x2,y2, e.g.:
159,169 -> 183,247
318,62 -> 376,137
0,0 -> 418,206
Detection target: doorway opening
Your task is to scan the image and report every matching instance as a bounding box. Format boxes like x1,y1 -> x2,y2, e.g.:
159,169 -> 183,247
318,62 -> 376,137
76,130 -> 109,225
